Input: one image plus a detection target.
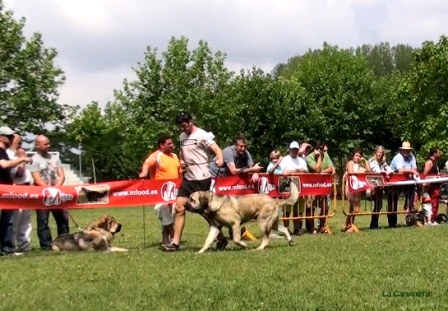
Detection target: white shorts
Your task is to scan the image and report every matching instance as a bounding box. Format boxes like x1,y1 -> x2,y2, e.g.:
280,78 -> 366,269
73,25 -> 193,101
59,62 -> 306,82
423,203 -> 432,218
154,203 -> 175,227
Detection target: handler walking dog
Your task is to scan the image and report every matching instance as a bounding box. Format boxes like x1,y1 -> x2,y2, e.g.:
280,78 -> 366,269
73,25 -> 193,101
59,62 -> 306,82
186,180 -> 299,253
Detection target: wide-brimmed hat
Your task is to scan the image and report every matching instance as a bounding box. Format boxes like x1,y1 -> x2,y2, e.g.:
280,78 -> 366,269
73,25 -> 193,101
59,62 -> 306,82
399,141 -> 413,150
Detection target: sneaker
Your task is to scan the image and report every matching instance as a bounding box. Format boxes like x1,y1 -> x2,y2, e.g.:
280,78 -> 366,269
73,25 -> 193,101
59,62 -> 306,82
293,228 -> 305,236
432,222 -> 440,226
159,242 -> 180,252
216,238 -> 228,251
0,251 -> 23,257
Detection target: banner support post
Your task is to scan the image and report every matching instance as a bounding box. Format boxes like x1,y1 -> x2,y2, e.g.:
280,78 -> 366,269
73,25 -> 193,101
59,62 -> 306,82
142,205 -> 146,248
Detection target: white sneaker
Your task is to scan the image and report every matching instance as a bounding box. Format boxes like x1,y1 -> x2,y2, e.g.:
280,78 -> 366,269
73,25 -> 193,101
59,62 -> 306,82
425,222 -> 431,226
269,233 -> 282,239
432,222 -> 440,226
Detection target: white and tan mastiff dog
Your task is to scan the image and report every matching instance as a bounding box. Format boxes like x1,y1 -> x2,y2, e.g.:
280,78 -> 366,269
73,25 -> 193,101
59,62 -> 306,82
186,179 -> 299,253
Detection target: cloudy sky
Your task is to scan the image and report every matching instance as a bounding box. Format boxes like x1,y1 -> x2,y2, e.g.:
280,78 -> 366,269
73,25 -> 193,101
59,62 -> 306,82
4,0 -> 448,109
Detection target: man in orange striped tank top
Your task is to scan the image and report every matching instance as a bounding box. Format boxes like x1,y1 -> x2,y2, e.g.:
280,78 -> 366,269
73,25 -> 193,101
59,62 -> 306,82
139,134 -> 181,246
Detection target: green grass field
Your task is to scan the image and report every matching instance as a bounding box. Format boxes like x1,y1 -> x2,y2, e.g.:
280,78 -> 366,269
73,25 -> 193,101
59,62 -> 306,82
1,202 -> 447,311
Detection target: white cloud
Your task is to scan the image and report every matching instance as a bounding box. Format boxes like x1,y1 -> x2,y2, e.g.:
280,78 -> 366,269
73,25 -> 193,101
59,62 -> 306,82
4,0 -> 448,109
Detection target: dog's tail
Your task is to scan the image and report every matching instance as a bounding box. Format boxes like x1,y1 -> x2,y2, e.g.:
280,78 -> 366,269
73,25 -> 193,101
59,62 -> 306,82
276,181 -> 299,207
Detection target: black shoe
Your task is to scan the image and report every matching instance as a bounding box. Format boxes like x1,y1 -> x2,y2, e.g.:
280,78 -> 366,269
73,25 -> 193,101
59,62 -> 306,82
159,243 -> 180,252
216,238 -> 228,251
293,228 -> 305,236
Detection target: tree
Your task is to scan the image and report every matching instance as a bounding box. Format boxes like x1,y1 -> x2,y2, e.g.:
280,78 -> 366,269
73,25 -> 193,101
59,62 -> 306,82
67,37 -> 239,180
279,43 -> 401,158
0,1 -> 71,135
400,35 -> 448,165
356,42 -> 415,76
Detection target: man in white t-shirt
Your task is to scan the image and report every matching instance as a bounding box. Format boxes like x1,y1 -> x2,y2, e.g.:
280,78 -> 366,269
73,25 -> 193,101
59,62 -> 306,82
7,134 -> 33,252
279,141 -> 309,235
161,112 -> 224,252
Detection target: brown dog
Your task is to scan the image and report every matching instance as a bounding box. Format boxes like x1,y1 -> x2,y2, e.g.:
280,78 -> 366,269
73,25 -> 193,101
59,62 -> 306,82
51,215 -> 128,252
186,180 -> 299,253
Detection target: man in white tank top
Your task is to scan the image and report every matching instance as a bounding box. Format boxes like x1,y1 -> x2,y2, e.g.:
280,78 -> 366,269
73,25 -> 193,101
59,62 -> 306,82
161,112 -> 224,252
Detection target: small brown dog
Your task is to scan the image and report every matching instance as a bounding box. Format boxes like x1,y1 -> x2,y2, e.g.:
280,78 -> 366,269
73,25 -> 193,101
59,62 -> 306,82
186,180 -> 299,253
51,215 -> 128,252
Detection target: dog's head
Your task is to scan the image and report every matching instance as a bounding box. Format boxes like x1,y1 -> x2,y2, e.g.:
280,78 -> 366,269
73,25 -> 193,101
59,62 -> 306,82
186,191 -> 221,213
87,215 -> 122,234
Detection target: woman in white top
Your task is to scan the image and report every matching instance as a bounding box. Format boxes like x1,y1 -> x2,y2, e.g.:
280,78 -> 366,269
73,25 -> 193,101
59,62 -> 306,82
368,146 -> 393,229
343,148 -> 371,232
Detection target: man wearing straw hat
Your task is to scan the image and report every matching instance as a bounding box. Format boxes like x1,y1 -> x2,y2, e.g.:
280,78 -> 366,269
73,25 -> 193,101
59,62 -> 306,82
389,141 -> 419,227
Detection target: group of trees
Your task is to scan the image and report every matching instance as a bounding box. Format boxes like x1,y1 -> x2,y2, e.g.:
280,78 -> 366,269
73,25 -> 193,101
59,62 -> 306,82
2,2 -> 448,182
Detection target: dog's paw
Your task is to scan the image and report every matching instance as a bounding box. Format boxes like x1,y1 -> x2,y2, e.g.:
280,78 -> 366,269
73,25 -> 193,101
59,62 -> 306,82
197,248 -> 207,254
288,240 -> 295,246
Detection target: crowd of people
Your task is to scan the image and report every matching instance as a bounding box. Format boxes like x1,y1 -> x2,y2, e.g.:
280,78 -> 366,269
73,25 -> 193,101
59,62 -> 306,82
1,112 -> 446,255
138,112 -> 448,251
0,127 -> 68,256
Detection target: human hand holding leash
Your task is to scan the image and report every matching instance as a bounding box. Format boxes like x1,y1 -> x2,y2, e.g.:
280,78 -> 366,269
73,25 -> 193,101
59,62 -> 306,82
215,158 -> 224,167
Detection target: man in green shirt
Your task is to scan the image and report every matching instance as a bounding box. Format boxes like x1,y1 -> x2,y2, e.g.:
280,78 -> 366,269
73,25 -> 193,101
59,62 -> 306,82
305,141 -> 335,234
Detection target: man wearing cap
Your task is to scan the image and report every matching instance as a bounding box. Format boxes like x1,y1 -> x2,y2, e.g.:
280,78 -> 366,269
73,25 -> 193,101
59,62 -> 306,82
389,141 -> 419,227
0,126 -> 32,256
279,141 -> 309,235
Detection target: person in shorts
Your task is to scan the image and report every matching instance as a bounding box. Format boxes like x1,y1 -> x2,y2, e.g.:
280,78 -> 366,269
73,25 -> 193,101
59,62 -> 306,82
161,112 -> 224,252
139,134 -> 181,247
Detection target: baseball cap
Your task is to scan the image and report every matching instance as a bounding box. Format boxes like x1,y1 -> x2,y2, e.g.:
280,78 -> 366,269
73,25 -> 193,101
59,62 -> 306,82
289,141 -> 300,149
0,126 -> 15,136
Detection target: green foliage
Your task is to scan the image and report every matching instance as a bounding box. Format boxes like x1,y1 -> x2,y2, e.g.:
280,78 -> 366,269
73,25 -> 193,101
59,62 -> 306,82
0,1 -> 72,135
401,35 -> 448,165
63,35 -> 448,180
279,43 -> 399,158
66,37 -> 239,180
2,207 -> 448,310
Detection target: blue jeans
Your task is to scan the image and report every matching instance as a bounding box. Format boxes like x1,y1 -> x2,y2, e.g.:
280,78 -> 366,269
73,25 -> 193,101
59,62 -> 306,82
0,210 -> 15,253
36,209 -> 69,250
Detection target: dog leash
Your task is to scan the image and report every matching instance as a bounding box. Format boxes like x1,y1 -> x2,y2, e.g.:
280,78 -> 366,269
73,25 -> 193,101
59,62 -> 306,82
68,211 -> 84,231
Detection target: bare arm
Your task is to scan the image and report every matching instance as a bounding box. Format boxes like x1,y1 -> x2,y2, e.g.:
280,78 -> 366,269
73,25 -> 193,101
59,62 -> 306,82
209,143 -> 224,167
322,166 -> 334,174
31,172 -> 48,186
226,162 -> 262,175
361,158 -> 371,172
423,160 -> 433,175
346,161 -> 354,173
55,167 -> 65,186
312,154 -> 323,172
267,157 -> 283,174
397,168 -> 418,174
139,155 -> 152,178
0,157 -> 30,169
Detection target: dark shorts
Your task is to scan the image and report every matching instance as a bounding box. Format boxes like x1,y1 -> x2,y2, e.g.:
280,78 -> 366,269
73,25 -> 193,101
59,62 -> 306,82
177,178 -> 212,198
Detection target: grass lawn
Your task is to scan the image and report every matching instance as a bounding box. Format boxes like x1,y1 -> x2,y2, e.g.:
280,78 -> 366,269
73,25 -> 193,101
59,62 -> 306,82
1,201 -> 447,311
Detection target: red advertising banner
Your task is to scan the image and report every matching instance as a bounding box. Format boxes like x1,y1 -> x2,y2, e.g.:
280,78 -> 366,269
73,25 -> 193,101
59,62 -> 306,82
0,173 -> 334,210
213,174 -> 333,197
346,173 -> 448,193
